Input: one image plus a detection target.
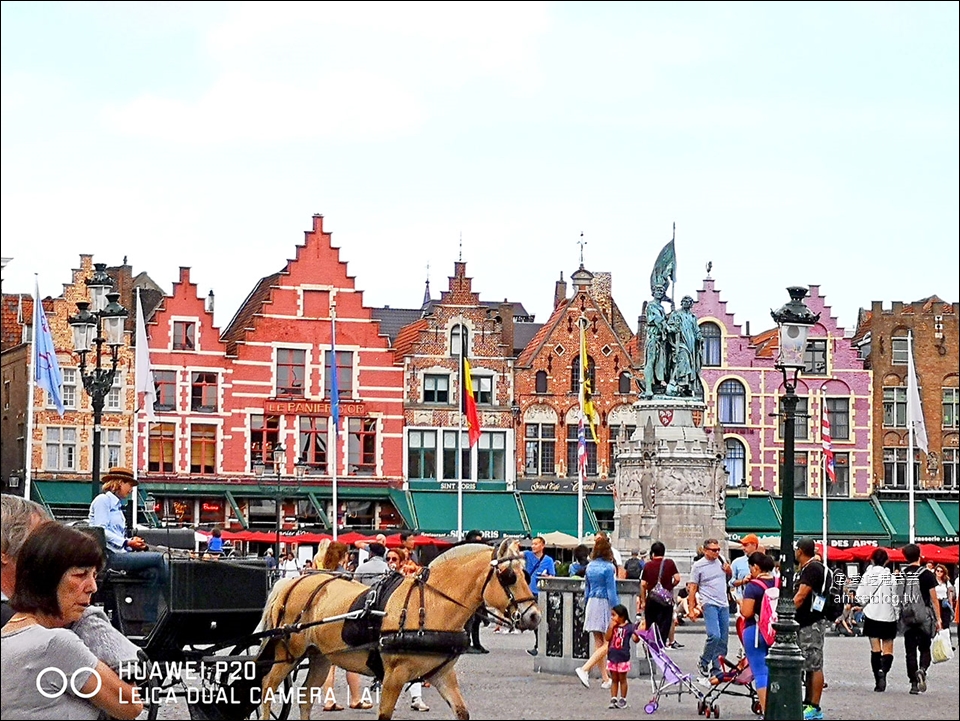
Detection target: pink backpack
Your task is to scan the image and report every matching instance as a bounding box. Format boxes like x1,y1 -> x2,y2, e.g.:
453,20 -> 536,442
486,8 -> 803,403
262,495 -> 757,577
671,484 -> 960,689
751,578 -> 779,647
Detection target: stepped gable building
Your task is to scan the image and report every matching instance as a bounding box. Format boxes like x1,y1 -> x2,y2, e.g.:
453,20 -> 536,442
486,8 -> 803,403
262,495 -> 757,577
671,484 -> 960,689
854,295 -> 959,493
514,265 -> 641,503
696,278 -> 873,498
141,214 -> 407,532
391,261 -> 519,491
0,255 -> 163,513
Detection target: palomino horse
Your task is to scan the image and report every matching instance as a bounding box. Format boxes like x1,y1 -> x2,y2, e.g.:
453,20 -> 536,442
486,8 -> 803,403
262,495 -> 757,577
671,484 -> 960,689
257,539 -> 539,720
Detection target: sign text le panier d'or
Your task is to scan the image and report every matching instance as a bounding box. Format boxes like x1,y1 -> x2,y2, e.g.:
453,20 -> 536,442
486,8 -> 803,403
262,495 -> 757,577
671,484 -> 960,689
264,399 -> 366,416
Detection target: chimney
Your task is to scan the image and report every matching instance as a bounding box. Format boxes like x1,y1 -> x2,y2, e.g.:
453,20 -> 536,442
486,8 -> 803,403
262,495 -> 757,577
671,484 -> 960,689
206,290 -> 215,314
498,301 -> 514,357
745,320 -> 751,337
554,272 -> 567,309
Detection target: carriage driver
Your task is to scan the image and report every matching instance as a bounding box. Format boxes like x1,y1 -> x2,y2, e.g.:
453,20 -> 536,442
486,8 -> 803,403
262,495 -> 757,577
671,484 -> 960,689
88,467 -> 168,627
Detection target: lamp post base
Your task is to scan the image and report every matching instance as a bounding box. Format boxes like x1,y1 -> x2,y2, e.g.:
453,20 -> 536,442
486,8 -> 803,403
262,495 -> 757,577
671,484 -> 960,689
765,608 -> 804,720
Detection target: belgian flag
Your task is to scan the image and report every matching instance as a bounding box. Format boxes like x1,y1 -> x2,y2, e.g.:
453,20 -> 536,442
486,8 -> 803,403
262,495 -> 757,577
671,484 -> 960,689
462,357 -> 482,447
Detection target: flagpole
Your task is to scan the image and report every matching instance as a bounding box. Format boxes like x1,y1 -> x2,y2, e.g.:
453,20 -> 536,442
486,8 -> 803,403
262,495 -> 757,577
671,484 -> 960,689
578,316 -> 585,541
133,288 -> 142,528
907,331 -> 915,544
331,295 -> 339,542
458,313 -> 464,540
25,282 -> 39,501
821,391 -> 827,566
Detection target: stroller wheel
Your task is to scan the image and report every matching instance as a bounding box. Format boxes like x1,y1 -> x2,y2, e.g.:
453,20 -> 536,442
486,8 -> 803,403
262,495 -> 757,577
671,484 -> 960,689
752,700 -> 763,716
712,704 -> 720,718
704,707 -> 711,718
644,702 -> 658,714
697,700 -> 705,714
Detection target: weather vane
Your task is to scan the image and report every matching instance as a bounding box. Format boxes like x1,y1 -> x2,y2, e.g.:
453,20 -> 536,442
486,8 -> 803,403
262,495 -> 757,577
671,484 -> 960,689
577,232 -> 587,267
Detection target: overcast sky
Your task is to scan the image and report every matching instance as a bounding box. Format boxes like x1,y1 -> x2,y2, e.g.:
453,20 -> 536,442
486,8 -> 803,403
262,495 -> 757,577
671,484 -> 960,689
3,2 -> 957,337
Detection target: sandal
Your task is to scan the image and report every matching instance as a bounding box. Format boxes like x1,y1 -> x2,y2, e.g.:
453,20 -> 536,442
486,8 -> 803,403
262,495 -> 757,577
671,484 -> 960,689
322,704 -> 344,712
349,701 -> 373,710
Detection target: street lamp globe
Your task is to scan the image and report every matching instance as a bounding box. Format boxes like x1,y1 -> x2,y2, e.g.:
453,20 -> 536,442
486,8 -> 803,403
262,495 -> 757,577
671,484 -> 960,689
100,292 -> 128,346
68,302 -> 97,354
771,286 -> 821,383
86,263 -> 113,313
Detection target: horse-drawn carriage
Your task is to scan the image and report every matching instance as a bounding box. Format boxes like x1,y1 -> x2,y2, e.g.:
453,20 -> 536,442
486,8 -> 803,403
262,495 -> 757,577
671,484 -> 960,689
92,536 -> 540,720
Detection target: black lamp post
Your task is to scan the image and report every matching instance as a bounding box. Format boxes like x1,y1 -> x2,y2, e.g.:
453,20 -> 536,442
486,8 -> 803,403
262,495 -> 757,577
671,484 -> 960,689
254,444 -> 307,561
68,263 -> 129,502
765,286 -> 820,721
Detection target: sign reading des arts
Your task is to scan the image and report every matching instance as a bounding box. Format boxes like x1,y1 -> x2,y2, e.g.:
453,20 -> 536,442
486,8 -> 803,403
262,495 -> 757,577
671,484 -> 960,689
515,479 -> 616,493
264,399 -> 367,416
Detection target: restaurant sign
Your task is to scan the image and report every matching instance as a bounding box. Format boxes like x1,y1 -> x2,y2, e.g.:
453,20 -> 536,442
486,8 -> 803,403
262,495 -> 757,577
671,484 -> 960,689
265,399 -> 367,416
515,478 -> 615,493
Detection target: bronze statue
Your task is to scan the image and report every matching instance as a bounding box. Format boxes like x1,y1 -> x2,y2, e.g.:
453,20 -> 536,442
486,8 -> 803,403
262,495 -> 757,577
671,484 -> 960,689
666,295 -> 704,398
643,284 -> 670,398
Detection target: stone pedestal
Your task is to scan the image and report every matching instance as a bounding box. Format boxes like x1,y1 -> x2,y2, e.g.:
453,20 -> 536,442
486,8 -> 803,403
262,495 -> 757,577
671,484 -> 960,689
612,399 -> 728,573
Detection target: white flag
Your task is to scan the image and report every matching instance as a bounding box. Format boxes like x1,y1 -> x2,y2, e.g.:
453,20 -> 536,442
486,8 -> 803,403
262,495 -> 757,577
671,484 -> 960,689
906,332 -> 928,454
135,290 -> 157,420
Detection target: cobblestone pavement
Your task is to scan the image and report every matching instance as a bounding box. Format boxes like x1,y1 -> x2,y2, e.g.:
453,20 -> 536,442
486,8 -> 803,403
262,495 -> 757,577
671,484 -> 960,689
151,625 -> 958,719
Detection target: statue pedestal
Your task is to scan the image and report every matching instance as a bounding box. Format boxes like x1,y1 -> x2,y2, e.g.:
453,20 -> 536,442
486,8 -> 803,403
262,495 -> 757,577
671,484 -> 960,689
613,398 -> 728,573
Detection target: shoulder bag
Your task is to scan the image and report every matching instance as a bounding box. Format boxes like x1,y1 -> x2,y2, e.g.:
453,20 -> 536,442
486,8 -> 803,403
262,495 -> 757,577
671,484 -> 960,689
647,558 -> 674,607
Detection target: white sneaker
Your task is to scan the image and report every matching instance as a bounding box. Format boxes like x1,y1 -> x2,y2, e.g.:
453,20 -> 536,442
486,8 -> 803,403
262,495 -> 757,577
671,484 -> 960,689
575,667 -> 590,688
411,698 -> 430,712
601,679 -> 613,690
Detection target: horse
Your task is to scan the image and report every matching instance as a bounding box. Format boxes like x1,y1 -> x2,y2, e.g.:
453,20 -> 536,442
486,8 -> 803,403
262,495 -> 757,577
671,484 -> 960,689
256,539 -> 540,720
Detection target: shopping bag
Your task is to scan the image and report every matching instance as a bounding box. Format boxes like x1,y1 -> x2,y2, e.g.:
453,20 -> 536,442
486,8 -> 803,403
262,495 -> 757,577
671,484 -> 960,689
931,628 -> 954,664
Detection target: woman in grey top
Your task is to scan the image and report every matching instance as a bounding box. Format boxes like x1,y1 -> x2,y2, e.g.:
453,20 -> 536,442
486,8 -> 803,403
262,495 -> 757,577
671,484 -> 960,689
1,522 -> 142,720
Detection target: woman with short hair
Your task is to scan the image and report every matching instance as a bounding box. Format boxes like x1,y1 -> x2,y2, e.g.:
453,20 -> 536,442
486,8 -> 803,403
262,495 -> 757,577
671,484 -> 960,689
855,547 -> 897,692
0,522 -> 143,720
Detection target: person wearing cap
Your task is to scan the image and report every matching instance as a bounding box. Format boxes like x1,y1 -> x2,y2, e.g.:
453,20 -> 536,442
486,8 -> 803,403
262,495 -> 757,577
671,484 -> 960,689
730,534 -> 760,605
88,467 -> 167,625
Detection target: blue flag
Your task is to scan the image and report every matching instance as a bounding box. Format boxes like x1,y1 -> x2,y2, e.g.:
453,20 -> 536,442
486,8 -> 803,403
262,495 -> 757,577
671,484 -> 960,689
330,315 -> 340,435
33,278 -> 65,416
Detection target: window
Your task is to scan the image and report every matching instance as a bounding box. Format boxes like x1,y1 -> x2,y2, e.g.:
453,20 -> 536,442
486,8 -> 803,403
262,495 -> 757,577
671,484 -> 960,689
570,355 -> 596,394
472,376 -> 493,405
105,372 -> 123,411
424,375 -> 449,404
173,321 -> 196,351
191,372 -> 218,412
943,388 -> 959,429
825,397 -> 850,440
609,425 -> 635,471
882,447 -> 920,489
299,416 -> 327,473
155,370 -> 177,411
190,424 -> 217,474
348,418 -> 377,475
277,349 -> 306,396
618,372 -> 632,395
45,427 -> 77,470
442,430 -> 470,480
3,380 -> 8,410
62,369 -> 77,410
100,428 -> 122,469
780,450 -> 808,497
718,380 -> 746,424
477,431 -> 506,480
944,448 -> 958,491
250,414 -> 280,469
148,423 -> 176,473
451,324 -> 468,357
702,322 -> 722,367
779,397 -> 809,440
891,337 -> 908,365
883,387 -> 907,427
724,438 -> 746,488
567,423 -> 598,476
408,430 -> 437,479
525,423 -> 555,476
535,371 -> 548,394
324,350 -> 353,399
804,339 -> 827,375
827,452 -> 849,497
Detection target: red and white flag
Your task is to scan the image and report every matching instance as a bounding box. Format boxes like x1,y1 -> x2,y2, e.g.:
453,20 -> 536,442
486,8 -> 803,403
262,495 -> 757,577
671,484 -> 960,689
821,404 -> 835,484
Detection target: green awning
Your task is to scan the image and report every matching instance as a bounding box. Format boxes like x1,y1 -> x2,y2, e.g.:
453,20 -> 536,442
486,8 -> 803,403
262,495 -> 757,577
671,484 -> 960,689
409,491 -> 526,536
305,492 -> 331,529
725,496 -> 781,535
586,494 -> 616,513
520,493 -> 598,537
772,499 -> 892,540
388,488 -> 416,529
32,480 -> 94,507
877,499 -> 959,544
224,490 -> 248,529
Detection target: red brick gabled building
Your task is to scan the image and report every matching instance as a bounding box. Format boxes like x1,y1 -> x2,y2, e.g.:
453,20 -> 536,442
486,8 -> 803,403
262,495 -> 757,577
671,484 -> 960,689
140,215 -> 406,532
514,266 -> 641,506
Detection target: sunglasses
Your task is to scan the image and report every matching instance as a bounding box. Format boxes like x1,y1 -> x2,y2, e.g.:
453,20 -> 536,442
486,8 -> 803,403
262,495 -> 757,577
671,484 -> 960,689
705,547 -> 721,552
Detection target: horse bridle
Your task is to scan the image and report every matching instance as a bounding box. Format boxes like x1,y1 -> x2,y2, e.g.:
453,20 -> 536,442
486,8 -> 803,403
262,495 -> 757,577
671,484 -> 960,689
480,552 -> 538,628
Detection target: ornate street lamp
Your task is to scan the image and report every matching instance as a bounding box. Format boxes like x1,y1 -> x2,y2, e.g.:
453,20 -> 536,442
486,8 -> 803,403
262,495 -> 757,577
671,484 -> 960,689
254,444 -> 307,562
765,286 -> 820,721
67,263 -> 129,502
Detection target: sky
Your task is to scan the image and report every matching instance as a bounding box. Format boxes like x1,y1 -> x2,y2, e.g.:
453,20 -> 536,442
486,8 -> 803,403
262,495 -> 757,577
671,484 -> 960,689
2,1 -> 958,337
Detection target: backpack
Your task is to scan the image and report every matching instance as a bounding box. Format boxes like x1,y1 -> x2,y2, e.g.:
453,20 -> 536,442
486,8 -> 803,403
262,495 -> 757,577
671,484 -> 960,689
624,557 -> 644,580
895,568 -> 936,636
818,564 -> 844,623
751,578 -> 780,647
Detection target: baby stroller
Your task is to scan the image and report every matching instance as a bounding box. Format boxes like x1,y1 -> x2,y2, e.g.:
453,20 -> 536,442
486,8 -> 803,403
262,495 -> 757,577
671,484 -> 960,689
697,654 -> 762,718
636,626 -> 706,714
